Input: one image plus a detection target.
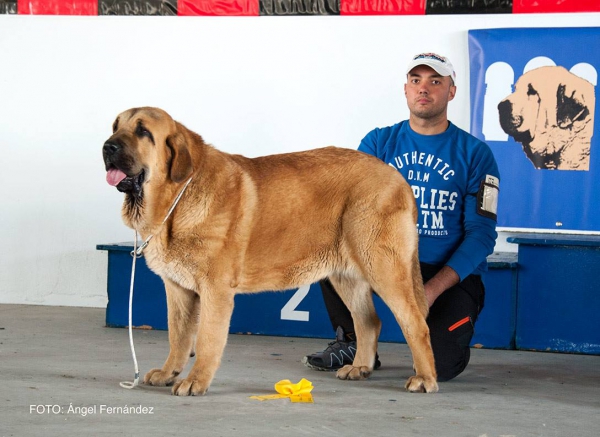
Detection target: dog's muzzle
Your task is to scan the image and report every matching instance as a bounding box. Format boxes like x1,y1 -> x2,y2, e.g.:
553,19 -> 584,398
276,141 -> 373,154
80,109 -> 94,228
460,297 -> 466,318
103,141 -> 145,194
497,100 -> 521,130
498,100 -> 534,144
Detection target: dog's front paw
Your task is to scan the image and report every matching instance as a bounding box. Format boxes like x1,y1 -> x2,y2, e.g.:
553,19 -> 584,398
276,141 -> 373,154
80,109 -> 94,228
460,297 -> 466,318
336,364 -> 372,380
143,368 -> 179,387
405,375 -> 438,393
172,378 -> 209,396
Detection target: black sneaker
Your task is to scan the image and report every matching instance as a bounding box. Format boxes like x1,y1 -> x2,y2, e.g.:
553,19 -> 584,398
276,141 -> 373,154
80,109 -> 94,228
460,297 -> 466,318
302,326 -> 381,371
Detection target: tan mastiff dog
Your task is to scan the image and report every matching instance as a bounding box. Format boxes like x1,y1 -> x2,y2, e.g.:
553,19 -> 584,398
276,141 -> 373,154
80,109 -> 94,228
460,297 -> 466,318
498,66 -> 595,170
102,107 -> 438,396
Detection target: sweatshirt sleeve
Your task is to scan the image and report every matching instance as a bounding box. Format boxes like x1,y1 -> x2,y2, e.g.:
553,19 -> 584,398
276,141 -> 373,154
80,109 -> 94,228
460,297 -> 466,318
358,129 -> 378,156
445,143 -> 500,281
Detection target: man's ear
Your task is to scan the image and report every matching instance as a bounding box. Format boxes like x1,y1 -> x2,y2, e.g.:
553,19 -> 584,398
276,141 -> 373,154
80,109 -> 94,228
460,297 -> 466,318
448,83 -> 457,102
166,126 -> 193,183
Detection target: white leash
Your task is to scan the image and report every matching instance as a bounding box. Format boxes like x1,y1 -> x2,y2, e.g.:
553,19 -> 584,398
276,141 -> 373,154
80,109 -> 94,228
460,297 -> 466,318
120,177 -> 193,390
120,233 -> 141,389
132,177 -> 194,257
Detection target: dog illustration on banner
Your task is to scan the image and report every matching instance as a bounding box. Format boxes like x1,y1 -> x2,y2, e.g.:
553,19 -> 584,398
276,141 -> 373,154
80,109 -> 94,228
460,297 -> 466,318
483,58 -> 596,171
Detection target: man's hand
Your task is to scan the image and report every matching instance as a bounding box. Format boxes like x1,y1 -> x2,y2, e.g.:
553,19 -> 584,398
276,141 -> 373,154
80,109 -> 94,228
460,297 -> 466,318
423,266 -> 460,307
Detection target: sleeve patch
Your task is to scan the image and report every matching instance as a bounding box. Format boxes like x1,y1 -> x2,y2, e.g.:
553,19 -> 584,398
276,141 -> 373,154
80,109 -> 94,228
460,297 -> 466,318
477,175 -> 499,220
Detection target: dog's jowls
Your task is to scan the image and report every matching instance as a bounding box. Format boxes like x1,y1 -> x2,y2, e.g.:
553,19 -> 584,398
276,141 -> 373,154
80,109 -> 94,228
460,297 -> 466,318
103,107 -> 438,396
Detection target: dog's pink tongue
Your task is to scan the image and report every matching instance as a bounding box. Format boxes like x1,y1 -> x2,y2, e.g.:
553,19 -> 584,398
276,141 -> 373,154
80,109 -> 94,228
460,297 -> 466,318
106,168 -> 127,186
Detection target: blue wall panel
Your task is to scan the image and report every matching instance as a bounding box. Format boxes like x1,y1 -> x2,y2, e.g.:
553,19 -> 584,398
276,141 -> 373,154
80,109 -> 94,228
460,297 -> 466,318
508,235 -> 600,354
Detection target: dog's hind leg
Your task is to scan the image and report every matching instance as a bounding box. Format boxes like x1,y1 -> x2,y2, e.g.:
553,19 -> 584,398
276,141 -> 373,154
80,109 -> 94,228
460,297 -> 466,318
144,279 -> 199,387
371,251 -> 438,393
330,274 -> 381,381
172,287 -> 235,396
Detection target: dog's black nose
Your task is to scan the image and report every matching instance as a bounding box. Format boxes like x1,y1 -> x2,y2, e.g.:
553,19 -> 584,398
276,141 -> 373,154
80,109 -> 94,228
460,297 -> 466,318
497,99 -> 512,118
103,141 -> 119,155
498,100 -> 517,132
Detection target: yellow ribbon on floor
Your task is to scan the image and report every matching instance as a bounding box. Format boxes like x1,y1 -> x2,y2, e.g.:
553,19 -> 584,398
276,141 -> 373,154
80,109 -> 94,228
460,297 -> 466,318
250,378 -> 314,403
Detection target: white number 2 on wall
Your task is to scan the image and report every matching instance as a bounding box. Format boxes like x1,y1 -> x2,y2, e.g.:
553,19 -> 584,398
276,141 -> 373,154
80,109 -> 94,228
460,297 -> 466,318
280,285 -> 310,321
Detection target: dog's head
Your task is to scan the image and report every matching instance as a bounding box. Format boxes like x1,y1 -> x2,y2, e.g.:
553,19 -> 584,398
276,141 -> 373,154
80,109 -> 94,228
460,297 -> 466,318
497,66 -> 595,170
102,107 -> 194,201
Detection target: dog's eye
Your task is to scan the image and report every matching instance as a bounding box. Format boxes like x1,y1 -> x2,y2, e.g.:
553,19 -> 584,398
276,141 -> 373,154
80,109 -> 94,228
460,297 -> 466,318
527,84 -> 538,96
136,124 -> 150,137
135,123 -> 154,144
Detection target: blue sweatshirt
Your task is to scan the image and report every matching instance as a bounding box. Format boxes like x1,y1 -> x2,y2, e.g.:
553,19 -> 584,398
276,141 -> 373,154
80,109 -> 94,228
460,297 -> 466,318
358,120 -> 500,280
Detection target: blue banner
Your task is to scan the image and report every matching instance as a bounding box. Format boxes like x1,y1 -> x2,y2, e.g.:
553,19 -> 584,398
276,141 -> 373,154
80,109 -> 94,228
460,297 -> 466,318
469,27 -> 599,231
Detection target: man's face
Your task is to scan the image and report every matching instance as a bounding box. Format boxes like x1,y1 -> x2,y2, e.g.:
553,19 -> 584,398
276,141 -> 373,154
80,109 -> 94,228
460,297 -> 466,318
404,65 -> 456,121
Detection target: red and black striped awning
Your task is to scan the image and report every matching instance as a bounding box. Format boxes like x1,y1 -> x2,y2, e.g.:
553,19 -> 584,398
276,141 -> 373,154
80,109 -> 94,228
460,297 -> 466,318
2,0 -> 599,16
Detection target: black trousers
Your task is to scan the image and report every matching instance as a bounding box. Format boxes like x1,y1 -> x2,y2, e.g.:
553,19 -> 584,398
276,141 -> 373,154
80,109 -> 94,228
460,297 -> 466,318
320,263 -> 485,382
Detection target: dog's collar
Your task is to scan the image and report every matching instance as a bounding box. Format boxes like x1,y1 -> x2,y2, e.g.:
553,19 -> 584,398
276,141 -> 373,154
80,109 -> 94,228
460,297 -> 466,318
131,176 -> 194,258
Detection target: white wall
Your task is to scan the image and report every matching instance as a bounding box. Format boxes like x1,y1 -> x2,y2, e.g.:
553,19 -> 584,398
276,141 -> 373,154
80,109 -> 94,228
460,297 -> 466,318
1,13 -> 598,307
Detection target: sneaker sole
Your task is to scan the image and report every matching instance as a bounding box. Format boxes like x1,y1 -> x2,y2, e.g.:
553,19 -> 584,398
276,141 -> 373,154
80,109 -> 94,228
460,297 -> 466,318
302,356 -> 382,371
301,356 -> 340,372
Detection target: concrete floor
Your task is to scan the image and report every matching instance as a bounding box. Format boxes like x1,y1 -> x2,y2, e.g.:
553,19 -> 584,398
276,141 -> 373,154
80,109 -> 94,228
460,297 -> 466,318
1,304 -> 599,437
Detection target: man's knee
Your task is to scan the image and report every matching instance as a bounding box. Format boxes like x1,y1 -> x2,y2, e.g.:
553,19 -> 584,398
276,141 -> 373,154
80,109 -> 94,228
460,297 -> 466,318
432,329 -> 473,382
435,345 -> 470,381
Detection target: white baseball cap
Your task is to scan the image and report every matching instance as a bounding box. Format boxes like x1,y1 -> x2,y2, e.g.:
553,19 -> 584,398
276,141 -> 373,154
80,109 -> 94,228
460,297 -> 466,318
406,53 -> 456,82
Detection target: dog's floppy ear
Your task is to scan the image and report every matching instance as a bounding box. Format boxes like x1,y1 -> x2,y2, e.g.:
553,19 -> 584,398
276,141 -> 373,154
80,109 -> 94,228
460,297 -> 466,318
556,83 -> 590,129
166,125 -> 193,183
